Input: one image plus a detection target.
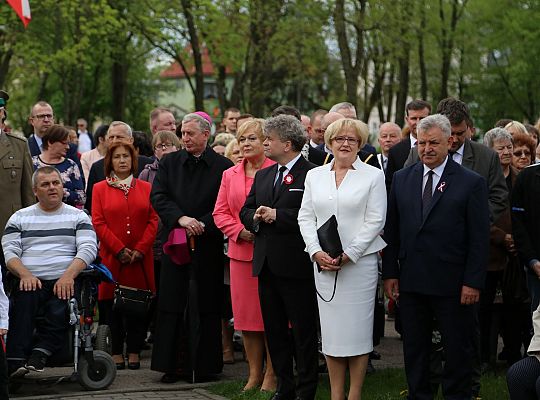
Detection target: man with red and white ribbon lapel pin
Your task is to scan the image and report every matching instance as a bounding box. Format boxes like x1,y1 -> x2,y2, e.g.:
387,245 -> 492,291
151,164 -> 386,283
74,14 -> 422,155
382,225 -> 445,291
240,114 -> 318,400
382,114 -> 490,400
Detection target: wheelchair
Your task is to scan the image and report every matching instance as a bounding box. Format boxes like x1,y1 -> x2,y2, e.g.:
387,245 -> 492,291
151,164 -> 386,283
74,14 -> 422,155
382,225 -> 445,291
9,263 -> 117,392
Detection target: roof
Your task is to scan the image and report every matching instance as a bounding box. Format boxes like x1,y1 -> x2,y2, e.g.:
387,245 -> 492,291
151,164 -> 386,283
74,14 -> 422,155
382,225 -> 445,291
160,46 -> 232,79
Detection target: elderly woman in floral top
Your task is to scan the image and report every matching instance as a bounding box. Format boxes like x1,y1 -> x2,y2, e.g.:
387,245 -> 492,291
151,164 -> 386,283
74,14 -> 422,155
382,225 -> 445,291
32,124 -> 85,208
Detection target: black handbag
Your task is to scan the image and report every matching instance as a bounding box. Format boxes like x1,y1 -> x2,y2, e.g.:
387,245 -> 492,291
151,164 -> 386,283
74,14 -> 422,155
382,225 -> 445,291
316,215 -> 344,302
113,262 -> 154,318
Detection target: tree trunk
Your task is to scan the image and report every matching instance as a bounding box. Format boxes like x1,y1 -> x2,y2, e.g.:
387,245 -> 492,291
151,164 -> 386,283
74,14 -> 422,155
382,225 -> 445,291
247,0 -> 283,116
111,60 -> 128,121
0,48 -> 13,89
334,0 -> 365,110
418,0 -> 428,100
395,51 -> 410,128
181,0 -> 204,111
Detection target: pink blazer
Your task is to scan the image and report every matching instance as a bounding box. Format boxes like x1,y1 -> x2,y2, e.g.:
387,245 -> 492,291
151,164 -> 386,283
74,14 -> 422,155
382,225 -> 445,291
213,158 -> 275,262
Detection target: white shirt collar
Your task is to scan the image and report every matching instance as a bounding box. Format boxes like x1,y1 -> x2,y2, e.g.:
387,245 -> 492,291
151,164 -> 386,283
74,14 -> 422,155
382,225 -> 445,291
280,153 -> 302,172
423,155 -> 448,178
410,136 -> 417,148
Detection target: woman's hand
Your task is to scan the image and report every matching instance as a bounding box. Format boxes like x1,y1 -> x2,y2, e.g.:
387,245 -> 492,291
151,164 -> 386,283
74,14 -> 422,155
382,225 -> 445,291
117,248 -> 132,264
239,229 -> 255,242
314,251 -> 340,271
130,250 -> 143,264
332,253 -> 350,267
504,234 -> 516,254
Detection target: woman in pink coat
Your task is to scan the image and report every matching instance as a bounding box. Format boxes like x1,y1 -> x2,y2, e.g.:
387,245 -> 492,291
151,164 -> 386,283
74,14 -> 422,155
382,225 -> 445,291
213,119 -> 276,391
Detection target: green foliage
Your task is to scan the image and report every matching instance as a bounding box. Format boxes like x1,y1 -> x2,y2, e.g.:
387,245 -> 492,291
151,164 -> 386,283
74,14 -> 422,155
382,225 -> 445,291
2,0 -> 540,129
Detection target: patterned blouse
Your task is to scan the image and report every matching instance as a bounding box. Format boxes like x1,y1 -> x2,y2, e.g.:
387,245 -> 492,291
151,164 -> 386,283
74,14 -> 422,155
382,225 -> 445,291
32,156 -> 86,208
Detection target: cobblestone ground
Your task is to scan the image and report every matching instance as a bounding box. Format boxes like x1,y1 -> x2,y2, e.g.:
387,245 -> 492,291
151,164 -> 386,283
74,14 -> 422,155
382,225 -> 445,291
11,320 -> 404,399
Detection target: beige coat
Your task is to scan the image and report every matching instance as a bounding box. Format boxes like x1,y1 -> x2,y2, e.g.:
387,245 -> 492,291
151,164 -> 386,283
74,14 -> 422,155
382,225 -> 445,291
0,131 -> 35,232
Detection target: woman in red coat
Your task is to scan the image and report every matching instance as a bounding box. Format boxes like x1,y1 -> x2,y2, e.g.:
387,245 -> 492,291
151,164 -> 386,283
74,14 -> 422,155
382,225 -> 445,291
92,141 -> 158,370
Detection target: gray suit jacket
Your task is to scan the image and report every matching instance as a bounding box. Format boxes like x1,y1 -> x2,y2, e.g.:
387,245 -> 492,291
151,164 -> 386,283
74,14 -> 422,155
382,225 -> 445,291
404,139 -> 508,222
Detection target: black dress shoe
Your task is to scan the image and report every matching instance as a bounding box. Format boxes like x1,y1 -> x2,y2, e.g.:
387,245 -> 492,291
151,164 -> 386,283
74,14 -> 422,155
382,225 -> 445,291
271,392 -> 296,400
115,362 -> 126,370
128,361 -> 140,370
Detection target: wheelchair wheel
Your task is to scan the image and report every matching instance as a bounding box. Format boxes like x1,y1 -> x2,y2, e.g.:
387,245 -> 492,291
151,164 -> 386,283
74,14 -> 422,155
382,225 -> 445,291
95,325 -> 112,354
78,350 -> 116,390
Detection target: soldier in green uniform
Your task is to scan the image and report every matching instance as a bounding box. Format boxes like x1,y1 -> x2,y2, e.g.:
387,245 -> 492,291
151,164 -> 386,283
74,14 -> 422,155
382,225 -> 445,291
0,90 -> 35,268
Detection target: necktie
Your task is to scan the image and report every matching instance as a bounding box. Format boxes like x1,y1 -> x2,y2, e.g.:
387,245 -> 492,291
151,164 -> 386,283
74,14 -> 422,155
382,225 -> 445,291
422,170 -> 434,217
273,166 -> 287,199
449,151 -> 455,160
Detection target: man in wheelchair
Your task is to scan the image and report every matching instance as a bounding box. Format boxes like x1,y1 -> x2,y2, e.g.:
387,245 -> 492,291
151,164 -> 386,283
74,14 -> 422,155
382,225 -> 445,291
1,166 -> 97,378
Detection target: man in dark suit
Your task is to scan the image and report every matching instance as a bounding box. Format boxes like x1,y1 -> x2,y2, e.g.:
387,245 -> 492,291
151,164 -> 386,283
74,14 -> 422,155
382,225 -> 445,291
27,101 -> 82,173
512,163 -> 540,311
383,114 -> 490,399
385,99 -> 431,192
240,115 -> 318,400
84,121 -> 152,213
404,98 -> 508,223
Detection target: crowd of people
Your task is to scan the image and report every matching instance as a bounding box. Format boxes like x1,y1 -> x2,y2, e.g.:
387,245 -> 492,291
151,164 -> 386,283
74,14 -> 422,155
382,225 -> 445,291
2,87 -> 540,400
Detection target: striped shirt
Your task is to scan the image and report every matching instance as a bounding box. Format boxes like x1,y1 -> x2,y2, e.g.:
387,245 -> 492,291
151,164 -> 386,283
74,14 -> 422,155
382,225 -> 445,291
2,203 -> 97,280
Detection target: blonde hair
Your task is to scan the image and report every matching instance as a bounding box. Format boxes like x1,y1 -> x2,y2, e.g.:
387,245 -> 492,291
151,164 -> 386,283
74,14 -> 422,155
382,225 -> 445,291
152,130 -> 181,149
224,139 -> 240,160
236,118 -> 265,142
213,133 -> 236,146
505,121 -> 528,136
324,118 -> 368,148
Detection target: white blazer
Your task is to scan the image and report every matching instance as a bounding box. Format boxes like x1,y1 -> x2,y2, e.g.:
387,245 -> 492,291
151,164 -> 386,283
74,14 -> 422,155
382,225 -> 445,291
298,157 -> 387,263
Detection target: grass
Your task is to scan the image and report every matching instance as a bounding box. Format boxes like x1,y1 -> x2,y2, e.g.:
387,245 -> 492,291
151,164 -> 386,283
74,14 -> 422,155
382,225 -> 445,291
207,368 -> 509,400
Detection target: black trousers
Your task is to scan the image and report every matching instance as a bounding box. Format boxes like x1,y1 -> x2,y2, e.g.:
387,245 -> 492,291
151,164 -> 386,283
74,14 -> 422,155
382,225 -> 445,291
258,266 -> 319,400
399,291 -> 475,400
0,337 -> 8,400
7,280 -> 67,362
99,300 -> 147,355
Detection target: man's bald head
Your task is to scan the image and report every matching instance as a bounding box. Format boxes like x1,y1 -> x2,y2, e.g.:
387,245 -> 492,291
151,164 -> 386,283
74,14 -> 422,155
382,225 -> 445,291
321,112 -> 345,131
378,122 -> 402,156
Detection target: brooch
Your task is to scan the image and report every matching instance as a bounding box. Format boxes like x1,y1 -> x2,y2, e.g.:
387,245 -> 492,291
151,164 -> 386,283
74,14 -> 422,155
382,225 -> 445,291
283,174 -> 294,185
437,182 -> 446,192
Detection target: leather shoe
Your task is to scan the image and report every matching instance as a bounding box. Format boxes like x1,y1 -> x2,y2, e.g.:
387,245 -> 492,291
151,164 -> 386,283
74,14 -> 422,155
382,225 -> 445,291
115,362 -> 126,370
128,362 -> 140,370
270,392 -> 295,400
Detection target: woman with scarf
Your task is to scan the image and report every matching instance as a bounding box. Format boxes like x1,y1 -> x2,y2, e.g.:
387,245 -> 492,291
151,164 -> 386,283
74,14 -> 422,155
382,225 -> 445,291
92,142 -> 158,370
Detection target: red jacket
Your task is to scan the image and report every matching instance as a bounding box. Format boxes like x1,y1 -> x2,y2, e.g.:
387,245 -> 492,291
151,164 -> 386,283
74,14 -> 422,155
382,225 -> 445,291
92,178 -> 158,300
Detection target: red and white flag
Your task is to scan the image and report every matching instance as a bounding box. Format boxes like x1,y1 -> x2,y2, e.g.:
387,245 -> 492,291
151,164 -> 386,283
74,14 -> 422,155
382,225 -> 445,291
6,0 -> 31,27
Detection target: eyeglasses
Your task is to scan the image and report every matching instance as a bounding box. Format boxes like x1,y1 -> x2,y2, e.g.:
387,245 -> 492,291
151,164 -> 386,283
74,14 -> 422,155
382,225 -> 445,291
154,143 -> 174,151
238,136 -> 260,144
513,150 -> 531,157
33,113 -> 53,120
332,136 -> 359,145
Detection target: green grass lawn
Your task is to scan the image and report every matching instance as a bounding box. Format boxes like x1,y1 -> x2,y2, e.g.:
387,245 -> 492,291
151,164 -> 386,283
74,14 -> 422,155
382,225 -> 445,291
208,368 -> 509,399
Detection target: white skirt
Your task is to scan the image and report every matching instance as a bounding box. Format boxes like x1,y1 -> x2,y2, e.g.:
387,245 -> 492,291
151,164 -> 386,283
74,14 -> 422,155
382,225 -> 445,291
315,252 -> 378,357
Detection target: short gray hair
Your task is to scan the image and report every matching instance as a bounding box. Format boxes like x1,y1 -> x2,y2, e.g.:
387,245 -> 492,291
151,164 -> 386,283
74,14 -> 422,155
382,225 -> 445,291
330,102 -> 356,117
264,115 -> 306,152
417,114 -> 451,138
182,113 -> 211,132
32,166 -> 62,188
108,121 -> 133,137
483,127 -> 513,148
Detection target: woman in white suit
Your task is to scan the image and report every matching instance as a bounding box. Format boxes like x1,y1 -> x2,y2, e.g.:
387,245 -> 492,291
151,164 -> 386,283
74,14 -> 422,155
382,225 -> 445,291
298,118 -> 387,400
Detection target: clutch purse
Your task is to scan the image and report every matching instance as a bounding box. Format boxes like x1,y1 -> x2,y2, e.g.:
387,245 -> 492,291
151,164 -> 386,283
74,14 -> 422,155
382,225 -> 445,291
315,215 -> 343,303
317,215 -> 343,258
163,227 -> 191,265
